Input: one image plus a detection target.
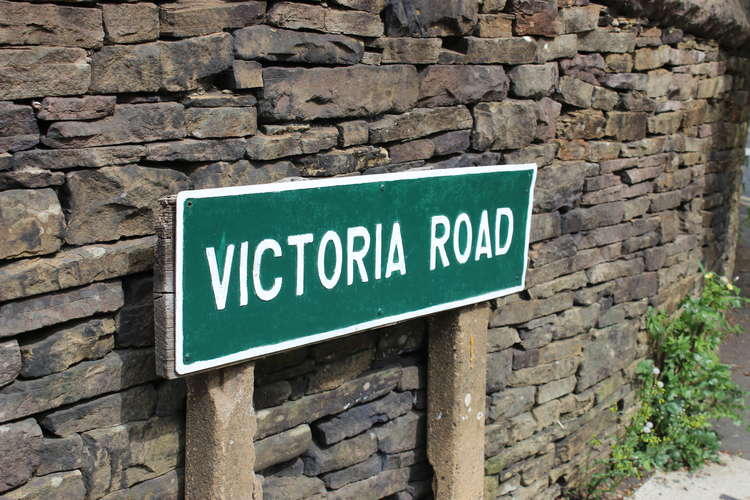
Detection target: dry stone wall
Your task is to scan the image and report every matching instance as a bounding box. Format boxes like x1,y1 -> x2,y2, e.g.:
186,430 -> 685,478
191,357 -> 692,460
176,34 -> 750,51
0,0 -> 749,499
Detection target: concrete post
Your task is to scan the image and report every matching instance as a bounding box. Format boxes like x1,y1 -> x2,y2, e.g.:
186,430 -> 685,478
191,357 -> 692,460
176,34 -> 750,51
427,302 -> 491,500
185,362 -> 261,500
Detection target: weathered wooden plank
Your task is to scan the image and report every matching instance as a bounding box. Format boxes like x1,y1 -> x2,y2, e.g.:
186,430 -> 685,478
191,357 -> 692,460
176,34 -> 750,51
155,195 -> 177,379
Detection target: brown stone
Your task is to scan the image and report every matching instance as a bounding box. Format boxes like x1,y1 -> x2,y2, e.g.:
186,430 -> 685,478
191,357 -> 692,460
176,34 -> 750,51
183,93 -> 257,108
0,236 -> 153,303
116,274 -> 154,348
304,430 -> 377,475
235,25 -> 363,65
0,188 -> 64,260
605,111 -> 648,142
37,96 -> 116,121
634,46 -> 671,71
102,3 -> 159,43
326,7 -> 384,37
537,376 -> 577,404
40,384 -> 156,436
384,0 -> 478,36
82,415 -> 183,498
297,146 -> 388,176
186,107 -> 257,138
44,103 -> 186,149
257,367 -> 401,438
0,168 -> 63,192
492,293 -> 575,327
534,161 -> 594,211
321,454 -> 381,490
0,1 -> 103,48
369,106 -> 472,143
308,349 -> 374,394
477,14 -> 513,37
0,340 -> 21,388
0,419 -> 42,493
255,424 -> 312,471
227,60 -> 263,89
146,139 -> 247,162
388,139 -> 434,163
558,76 -> 594,108
190,160 -> 300,189
593,86 -> 619,111
19,318 -> 115,378
332,0 -> 386,12
562,201 -> 626,233
465,37 -> 537,64
606,53 -> 633,73
0,349 -> 154,423
246,128 -> 338,160
512,0 -> 563,37
90,43 -> 161,94
482,0 -> 508,13
0,46 -> 90,100
376,411 -> 425,454
14,145 -> 145,170
576,323 -> 637,390
508,63 -> 558,98
418,65 -> 508,107
325,468 -> 410,499
265,1 -> 325,31
259,65 -> 418,121
578,29 -> 636,53
186,363 -> 259,499
536,33 -> 578,62
104,38 -> 219,93
560,5 -> 600,33
314,391 -> 411,446
100,470 -> 182,500
0,282 -> 123,339
36,434 -> 84,476
536,97 -> 562,141
432,130 -> 472,155
557,109 -> 606,140
160,33 -> 234,92
160,1 -> 265,38
646,69 -> 673,98
268,2 -> 383,37
2,471 -> 85,499
472,100 -> 538,150
263,475 -> 325,500
375,37 -> 441,63
64,165 -> 189,245
0,102 -> 39,153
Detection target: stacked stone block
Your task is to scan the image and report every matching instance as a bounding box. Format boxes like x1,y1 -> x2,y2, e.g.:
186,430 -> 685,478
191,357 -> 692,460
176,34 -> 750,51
0,0 -> 748,498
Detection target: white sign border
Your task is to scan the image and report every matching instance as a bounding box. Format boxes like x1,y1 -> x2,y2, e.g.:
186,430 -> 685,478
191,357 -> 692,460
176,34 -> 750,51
175,164 -> 537,375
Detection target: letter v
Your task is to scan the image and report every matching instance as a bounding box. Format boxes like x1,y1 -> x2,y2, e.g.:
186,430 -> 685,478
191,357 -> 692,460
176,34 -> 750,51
206,245 -> 235,310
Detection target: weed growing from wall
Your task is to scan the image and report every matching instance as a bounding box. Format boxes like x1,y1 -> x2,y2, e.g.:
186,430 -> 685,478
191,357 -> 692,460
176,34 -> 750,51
580,272 -> 749,499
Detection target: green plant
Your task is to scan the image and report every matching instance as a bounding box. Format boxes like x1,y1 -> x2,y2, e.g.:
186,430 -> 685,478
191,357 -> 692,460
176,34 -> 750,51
579,272 -> 749,499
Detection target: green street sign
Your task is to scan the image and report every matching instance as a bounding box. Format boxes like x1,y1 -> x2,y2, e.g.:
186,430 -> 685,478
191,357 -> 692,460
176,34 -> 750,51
172,164 -> 536,375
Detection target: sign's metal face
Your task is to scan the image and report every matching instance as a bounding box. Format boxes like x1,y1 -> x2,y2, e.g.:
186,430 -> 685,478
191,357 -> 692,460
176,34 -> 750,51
174,164 -> 536,375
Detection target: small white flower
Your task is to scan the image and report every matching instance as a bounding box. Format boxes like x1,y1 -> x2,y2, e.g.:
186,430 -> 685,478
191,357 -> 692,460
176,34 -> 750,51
642,426 -> 652,434
657,381 -> 664,388
646,421 -> 654,428
652,367 -> 660,375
